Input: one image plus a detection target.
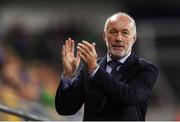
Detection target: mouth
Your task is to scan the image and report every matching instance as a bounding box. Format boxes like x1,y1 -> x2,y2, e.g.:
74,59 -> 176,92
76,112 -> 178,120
112,45 -> 124,49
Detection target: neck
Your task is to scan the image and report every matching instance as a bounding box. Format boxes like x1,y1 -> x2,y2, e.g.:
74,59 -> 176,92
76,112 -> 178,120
109,53 -> 125,61
107,52 -> 131,63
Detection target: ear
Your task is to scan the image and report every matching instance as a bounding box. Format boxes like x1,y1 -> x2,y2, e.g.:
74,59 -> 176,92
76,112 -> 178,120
133,34 -> 137,43
103,31 -> 106,42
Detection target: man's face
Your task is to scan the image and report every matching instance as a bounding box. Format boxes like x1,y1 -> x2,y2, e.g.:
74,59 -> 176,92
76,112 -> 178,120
104,15 -> 136,60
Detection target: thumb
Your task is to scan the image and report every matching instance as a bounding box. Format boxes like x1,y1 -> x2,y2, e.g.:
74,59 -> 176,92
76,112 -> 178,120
76,50 -> 81,64
92,42 -> 96,49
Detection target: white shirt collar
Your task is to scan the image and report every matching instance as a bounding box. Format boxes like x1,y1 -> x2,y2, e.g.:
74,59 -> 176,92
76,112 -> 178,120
107,52 -> 131,64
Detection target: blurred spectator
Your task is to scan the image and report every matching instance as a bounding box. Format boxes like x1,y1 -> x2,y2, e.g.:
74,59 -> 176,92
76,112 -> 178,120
38,64 -> 58,107
0,47 -> 23,120
0,45 -> 58,119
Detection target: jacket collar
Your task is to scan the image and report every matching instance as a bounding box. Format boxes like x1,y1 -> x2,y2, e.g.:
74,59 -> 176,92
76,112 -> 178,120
119,52 -> 138,73
98,52 -> 138,72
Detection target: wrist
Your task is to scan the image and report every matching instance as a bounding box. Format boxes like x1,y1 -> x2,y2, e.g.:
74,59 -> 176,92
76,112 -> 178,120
62,71 -> 76,78
88,64 -> 99,73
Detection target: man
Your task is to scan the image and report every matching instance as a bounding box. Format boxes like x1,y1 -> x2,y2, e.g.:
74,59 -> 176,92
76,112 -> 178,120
55,12 -> 158,120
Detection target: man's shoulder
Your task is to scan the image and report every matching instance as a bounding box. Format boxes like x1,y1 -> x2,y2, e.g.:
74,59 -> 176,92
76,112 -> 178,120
138,58 -> 155,66
137,58 -> 158,74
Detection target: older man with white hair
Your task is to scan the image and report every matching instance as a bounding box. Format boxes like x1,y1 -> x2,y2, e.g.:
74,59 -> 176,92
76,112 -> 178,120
55,12 -> 158,121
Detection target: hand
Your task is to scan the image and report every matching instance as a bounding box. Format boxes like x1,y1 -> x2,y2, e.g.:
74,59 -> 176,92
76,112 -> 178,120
77,40 -> 98,73
62,38 -> 81,77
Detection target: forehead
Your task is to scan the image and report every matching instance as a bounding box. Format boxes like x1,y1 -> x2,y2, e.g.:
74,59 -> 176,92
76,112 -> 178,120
107,15 -> 134,31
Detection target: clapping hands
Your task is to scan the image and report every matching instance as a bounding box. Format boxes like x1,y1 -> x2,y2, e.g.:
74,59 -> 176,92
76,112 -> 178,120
61,38 -> 98,77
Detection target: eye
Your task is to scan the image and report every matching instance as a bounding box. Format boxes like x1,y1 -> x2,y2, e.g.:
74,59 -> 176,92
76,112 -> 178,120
109,29 -> 118,34
122,31 -> 130,36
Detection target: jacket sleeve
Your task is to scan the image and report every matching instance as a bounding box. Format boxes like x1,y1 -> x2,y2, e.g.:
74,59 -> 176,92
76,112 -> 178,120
90,62 -> 158,106
55,65 -> 84,115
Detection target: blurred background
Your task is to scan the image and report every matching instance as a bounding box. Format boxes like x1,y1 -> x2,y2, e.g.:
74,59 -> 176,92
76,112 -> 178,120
0,0 -> 180,120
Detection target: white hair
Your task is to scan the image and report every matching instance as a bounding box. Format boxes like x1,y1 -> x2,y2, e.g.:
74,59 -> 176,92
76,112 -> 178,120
104,12 -> 137,35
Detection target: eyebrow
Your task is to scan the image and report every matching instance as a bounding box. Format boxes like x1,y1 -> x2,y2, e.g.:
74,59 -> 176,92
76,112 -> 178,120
109,28 -> 130,32
122,29 -> 130,32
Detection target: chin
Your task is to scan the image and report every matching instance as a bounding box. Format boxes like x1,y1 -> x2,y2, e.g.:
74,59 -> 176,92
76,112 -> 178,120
109,49 -> 126,59
114,51 -> 126,57
111,53 -> 125,59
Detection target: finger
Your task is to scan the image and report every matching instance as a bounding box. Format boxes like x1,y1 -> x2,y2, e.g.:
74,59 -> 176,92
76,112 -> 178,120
67,37 -> 73,53
67,38 -> 72,52
62,45 -> 65,57
78,52 -> 88,63
92,42 -> 96,49
78,43 -> 91,54
77,46 -> 91,62
70,39 -> 74,53
92,42 -> 97,54
76,51 -> 81,64
77,45 -> 89,58
82,40 -> 94,51
65,40 -> 68,54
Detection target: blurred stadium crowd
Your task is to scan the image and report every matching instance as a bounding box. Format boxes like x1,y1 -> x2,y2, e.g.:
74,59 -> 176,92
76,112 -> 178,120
0,17 -> 96,119
0,24 -> 58,120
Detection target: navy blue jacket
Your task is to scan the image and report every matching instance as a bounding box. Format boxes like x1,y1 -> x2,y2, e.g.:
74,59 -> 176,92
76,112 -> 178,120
55,53 -> 158,120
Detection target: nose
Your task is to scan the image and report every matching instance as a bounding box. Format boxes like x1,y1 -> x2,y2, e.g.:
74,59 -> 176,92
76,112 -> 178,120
116,32 -> 122,42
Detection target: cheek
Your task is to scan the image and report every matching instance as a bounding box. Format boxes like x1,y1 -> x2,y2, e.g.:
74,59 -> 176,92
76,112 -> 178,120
106,36 -> 111,41
105,39 -> 111,47
107,34 -> 116,40
105,41 -> 109,47
126,40 -> 134,49
106,36 -> 114,44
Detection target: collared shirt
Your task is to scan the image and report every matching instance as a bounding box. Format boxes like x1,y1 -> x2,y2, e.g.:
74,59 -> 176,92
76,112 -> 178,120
105,52 -> 131,73
61,52 -> 131,89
